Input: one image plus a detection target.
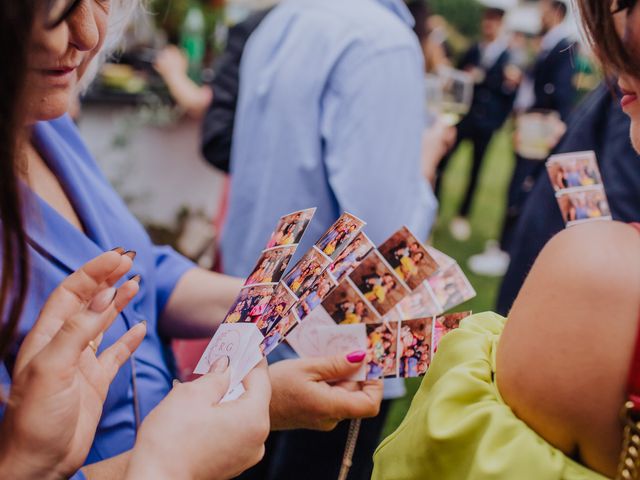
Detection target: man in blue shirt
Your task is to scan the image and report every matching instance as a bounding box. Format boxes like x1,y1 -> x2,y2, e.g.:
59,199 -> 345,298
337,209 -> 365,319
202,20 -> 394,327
219,0 -> 438,477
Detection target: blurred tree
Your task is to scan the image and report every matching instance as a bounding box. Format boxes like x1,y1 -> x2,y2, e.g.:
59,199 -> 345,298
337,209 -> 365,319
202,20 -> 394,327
150,0 -> 223,45
429,0 -> 482,39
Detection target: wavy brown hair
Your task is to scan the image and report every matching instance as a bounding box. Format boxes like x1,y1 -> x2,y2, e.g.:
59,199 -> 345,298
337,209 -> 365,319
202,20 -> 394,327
0,1 -> 34,361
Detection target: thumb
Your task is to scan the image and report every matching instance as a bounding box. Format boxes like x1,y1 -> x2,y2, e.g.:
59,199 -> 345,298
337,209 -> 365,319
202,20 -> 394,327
308,350 -> 366,382
189,355 -> 232,405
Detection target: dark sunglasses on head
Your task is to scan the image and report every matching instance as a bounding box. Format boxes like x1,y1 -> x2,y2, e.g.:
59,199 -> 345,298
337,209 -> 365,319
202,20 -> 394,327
45,0 -> 82,29
612,0 -> 638,14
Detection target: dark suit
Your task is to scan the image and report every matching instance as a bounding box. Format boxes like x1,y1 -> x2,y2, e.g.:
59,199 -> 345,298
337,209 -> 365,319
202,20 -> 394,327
496,83 -> 640,315
201,9 -> 272,173
436,42 -> 516,217
501,35 -> 578,250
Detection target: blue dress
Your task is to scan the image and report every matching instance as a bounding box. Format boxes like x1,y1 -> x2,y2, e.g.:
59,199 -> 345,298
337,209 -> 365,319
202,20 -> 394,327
1,115 -> 195,478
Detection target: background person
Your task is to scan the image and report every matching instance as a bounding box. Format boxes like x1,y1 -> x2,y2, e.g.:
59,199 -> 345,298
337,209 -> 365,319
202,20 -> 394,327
436,5 -> 519,242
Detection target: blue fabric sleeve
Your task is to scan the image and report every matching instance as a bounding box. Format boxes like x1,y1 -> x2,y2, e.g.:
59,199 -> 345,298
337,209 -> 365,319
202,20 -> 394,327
70,471 -> 88,480
153,245 -> 196,315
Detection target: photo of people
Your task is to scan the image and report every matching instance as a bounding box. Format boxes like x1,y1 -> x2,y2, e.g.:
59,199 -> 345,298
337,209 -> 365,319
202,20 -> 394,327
398,318 -> 433,378
265,208 -> 315,249
378,227 -> 438,290
328,232 -> 374,282
556,186 -> 612,226
283,246 -> 331,298
255,283 -> 297,335
321,278 -> 379,325
427,263 -> 476,312
397,282 -> 443,319
432,311 -> 472,354
547,151 -> 603,192
259,310 -> 300,357
366,322 -> 398,380
315,212 -> 365,260
296,271 -> 338,319
245,245 -> 297,286
224,284 -> 276,324
426,246 -> 455,270
350,250 -> 411,317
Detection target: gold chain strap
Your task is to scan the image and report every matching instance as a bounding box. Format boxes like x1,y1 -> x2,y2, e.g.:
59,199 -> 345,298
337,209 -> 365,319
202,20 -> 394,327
617,401 -> 640,480
338,419 -> 362,480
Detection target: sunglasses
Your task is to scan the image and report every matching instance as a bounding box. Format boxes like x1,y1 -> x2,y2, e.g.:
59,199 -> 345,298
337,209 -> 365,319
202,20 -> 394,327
45,0 -> 83,29
612,0 -> 638,14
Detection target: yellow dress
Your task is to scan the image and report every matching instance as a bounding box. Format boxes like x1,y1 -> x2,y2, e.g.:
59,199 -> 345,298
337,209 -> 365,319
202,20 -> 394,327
372,312 -> 607,480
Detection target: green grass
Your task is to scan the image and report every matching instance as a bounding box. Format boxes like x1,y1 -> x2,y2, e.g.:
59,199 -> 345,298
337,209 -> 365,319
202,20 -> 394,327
381,126 -> 515,438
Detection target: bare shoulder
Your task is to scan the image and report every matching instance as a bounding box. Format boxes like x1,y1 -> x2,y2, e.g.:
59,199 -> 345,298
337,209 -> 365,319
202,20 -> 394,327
497,221 -> 640,476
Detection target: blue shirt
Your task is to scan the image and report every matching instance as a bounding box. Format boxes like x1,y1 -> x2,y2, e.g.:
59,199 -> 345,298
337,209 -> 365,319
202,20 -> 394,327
1,115 -> 195,477
220,0 -> 438,398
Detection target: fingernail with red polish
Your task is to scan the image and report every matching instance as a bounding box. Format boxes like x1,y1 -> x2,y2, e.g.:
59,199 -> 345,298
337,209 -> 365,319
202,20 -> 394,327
124,250 -> 137,260
346,350 -> 366,363
111,247 -> 125,254
128,274 -> 141,284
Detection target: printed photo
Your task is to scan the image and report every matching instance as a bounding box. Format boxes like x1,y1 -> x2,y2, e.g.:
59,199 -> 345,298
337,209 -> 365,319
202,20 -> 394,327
255,282 -> 298,335
398,318 -> 433,378
426,246 -> 455,270
321,278 -> 379,325
283,246 -> 331,298
427,264 -> 476,312
296,271 -> 338,319
378,227 -> 438,290
225,284 -> 276,324
366,322 -> 398,380
547,151 -> 602,192
556,186 -> 612,226
265,208 -> 315,249
315,212 -> 366,260
432,311 -> 472,354
259,310 -> 300,357
245,245 -> 297,286
350,250 -> 411,317
328,232 -> 374,283
397,282 -> 443,319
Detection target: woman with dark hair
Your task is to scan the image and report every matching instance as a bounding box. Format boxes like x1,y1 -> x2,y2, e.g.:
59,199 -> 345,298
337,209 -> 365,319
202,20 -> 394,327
373,1 -> 640,478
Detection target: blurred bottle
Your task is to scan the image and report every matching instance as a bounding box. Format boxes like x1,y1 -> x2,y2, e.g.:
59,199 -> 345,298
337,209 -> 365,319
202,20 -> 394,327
180,2 -> 206,82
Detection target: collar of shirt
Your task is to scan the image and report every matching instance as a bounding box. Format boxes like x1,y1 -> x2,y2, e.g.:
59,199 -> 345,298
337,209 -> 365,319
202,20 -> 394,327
479,34 -> 509,69
375,0 -> 415,27
540,23 -> 569,53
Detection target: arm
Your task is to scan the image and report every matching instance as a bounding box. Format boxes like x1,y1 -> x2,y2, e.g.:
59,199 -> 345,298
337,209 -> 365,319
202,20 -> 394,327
497,221 -> 640,478
81,453 -> 130,480
321,46 -> 438,243
159,267 -> 244,338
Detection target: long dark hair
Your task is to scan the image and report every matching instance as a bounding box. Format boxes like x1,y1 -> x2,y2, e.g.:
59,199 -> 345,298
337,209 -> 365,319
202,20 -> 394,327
0,1 -> 34,361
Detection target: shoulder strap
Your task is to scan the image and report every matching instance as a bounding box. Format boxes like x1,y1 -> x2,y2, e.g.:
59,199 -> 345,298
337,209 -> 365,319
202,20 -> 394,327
625,223 -> 640,412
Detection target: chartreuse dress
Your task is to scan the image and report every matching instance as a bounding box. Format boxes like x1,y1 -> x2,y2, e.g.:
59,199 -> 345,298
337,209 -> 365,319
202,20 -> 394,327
372,312 -> 608,480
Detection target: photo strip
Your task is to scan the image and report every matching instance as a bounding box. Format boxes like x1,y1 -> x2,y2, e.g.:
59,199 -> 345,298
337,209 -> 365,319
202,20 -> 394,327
265,208 -> 316,249
283,246 -> 332,298
378,226 -> 438,290
321,277 -> 380,325
427,263 -> 476,313
366,322 -> 398,379
245,245 -> 296,286
328,232 -> 375,283
296,270 -> 338,320
398,317 -> 433,378
315,212 -> 366,260
556,186 -> 612,226
432,311 -> 472,354
349,249 -> 411,317
546,151 -> 612,227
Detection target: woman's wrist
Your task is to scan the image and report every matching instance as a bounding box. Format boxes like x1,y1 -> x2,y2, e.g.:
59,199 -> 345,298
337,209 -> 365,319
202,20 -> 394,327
0,435 -> 62,480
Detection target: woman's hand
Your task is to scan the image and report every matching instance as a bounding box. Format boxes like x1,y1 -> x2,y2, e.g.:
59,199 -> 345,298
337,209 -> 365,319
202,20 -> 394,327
269,353 -> 383,431
126,360 -> 271,480
0,250 -> 146,480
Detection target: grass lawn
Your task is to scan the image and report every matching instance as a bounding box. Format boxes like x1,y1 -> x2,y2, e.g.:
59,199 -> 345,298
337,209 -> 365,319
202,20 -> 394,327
381,126 -> 515,438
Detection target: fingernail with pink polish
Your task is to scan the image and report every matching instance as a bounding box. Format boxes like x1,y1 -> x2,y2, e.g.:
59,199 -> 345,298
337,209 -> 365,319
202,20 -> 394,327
346,350 -> 366,363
